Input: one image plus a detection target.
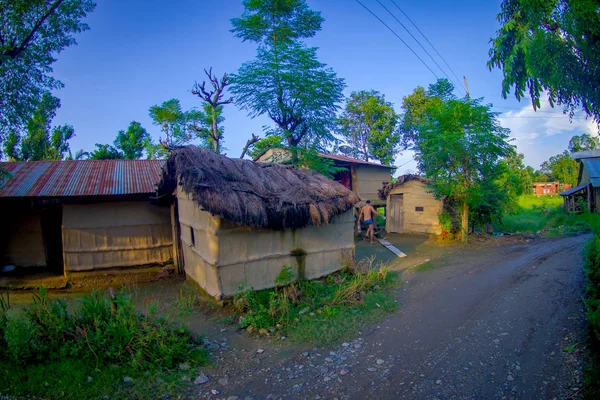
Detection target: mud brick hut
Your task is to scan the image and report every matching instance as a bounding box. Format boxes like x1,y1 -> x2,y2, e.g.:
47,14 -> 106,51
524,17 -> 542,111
0,160 -> 173,281
158,146 -> 360,299
379,175 -> 443,235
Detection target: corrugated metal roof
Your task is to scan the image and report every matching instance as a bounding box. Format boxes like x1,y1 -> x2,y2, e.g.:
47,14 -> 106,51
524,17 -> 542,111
318,153 -> 394,169
0,160 -> 164,198
573,150 -> 600,160
583,159 -> 600,188
560,184 -> 587,196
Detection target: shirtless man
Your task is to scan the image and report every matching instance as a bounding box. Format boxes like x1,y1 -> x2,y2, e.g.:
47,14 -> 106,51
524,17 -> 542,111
359,200 -> 385,244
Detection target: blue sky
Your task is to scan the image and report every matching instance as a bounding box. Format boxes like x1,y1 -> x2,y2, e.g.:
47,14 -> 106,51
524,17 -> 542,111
50,0 -> 598,173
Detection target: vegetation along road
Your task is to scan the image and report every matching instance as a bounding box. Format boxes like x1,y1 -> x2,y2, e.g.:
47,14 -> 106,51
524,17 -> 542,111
201,234 -> 588,399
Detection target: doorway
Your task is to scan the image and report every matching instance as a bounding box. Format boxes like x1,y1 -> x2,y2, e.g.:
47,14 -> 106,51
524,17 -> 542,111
388,194 -> 404,233
40,207 -> 64,274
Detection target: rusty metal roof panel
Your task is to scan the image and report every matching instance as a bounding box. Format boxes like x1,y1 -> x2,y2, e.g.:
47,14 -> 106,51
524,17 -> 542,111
0,160 -> 164,198
319,153 -> 395,169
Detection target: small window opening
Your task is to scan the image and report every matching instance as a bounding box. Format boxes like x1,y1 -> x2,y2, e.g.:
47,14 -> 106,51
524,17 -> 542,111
415,206 -> 424,212
190,227 -> 196,247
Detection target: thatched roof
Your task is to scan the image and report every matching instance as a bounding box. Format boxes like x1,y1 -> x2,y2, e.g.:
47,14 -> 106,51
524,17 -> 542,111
378,174 -> 430,200
158,146 -> 360,230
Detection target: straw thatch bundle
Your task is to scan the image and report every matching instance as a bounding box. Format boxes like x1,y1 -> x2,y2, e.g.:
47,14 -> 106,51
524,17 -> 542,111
158,146 -> 360,230
378,174 -> 430,200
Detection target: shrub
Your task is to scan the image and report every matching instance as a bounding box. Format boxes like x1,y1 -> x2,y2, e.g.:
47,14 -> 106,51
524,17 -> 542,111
0,288 -> 207,370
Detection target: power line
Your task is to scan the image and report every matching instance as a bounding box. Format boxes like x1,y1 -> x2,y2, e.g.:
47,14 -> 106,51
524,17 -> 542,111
374,0 -> 462,91
491,105 -> 572,114
389,0 -> 466,93
354,0 -> 439,80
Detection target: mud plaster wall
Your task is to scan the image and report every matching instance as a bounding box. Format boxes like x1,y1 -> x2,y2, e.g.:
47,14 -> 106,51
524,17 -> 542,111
1,212 -> 46,267
62,202 -> 173,271
353,165 -> 391,205
387,181 -> 442,235
177,191 -> 355,298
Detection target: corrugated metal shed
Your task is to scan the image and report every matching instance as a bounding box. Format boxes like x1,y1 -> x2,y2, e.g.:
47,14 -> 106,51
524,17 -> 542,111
0,160 -> 164,197
582,159 -> 600,187
560,184 -> 587,197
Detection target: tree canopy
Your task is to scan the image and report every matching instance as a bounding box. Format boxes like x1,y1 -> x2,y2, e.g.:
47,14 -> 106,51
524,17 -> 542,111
0,0 -> 95,157
114,121 -> 150,160
401,79 -> 512,240
489,0 -> 600,122
539,151 -> 578,186
3,92 -> 75,161
337,90 -> 399,166
230,0 -> 345,163
568,133 -> 600,153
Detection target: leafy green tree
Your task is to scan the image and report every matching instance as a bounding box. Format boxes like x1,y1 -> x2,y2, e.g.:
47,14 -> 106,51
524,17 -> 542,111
248,135 -> 285,160
4,92 -> 75,161
88,144 -> 123,160
337,90 -> 399,165
147,98 -> 205,159
191,68 -> 232,154
401,79 -> 512,241
230,0 -> 345,164
114,121 -> 150,160
539,151 -> 579,186
0,0 -> 96,156
568,133 -> 600,153
489,0 -> 600,121
504,150 -> 532,195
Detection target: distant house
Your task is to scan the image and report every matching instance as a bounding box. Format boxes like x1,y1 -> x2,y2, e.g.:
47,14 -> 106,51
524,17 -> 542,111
0,160 -> 173,280
379,175 -> 443,235
532,182 -> 572,195
561,150 -> 600,212
255,148 -> 394,206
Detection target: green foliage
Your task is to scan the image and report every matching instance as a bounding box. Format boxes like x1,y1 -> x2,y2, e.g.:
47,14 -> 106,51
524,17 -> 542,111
4,92 -> 75,161
248,135 -> 285,160
583,224 -> 600,398
569,133 -> 600,153
114,121 -> 151,159
232,262 -> 398,344
0,289 -> 206,371
147,98 -> 208,159
539,150 -> 579,186
230,0 -> 345,163
438,212 -> 452,234
401,78 -> 512,240
0,0 -> 96,157
88,143 -> 124,160
337,90 -> 399,165
489,0 -> 600,122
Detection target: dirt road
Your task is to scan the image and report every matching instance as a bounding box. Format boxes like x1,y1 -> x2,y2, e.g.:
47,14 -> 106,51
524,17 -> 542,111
197,234 -> 588,399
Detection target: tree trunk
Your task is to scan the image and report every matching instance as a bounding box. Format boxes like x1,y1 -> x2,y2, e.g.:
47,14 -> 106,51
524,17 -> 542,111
211,108 -> 219,154
460,201 -> 469,243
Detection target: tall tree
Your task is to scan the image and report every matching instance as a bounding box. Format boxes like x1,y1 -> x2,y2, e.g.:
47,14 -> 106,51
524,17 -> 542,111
337,90 -> 399,165
489,0 -> 600,122
539,151 -> 579,186
568,133 -> 600,153
230,0 -> 345,164
147,98 -> 205,159
4,92 -> 75,161
0,0 -> 95,157
191,68 -> 232,154
401,79 -> 512,241
114,121 -> 150,160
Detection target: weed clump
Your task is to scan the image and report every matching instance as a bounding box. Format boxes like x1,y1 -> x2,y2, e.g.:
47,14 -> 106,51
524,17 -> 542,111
232,258 -> 398,344
0,288 -> 206,369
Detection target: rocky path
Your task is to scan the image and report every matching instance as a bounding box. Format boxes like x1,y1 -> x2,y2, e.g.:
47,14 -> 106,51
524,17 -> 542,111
192,234 -> 589,400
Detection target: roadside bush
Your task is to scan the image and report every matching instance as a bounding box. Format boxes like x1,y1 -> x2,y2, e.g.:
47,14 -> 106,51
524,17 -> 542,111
583,230 -> 600,397
0,288 -> 207,369
232,258 -> 398,343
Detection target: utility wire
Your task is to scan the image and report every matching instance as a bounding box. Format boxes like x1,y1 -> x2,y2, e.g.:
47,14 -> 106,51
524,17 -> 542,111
375,0 -> 461,91
355,0 -> 439,80
389,0 -> 466,93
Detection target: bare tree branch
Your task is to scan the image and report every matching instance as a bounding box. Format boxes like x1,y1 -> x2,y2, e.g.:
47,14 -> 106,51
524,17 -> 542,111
240,134 -> 260,159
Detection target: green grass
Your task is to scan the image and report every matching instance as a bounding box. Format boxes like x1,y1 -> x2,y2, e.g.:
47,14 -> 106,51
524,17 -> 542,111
0,289 -> 209,400
231,263 -> 399,345
413,261 -> 439,272
497,194 -> 600,236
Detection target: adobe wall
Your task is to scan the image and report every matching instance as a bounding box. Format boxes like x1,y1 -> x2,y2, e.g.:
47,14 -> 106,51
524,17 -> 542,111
62,201 -> 173,271
1,211 -> 46,267
177,190 -> 355,299
353,165 -> 391,205
387,180 -> 442,235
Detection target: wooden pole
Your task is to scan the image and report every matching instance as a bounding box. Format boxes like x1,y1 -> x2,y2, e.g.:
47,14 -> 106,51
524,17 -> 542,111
463,76 -> 470,98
